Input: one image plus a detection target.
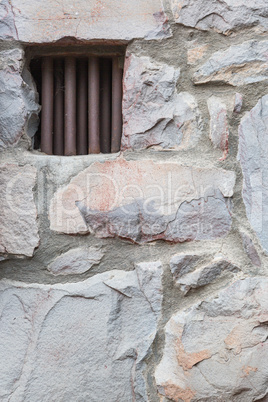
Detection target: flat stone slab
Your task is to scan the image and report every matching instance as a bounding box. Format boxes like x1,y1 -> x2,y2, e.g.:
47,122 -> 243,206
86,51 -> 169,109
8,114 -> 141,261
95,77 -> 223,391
155,277 -> 268,401
0,264 -> 162,400
47,246 -> 104,275
170,253 -> 240,294
238,94 -> 268,254
0,163 -> 39,257
170,0 -> 268,35
193,40 -> 268,87
2,0 -> 171,42
49,158 -> 235,244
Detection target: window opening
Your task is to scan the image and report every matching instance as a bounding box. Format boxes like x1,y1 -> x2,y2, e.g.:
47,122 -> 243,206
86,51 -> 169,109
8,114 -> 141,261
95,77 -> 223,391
29,50 -> 124,156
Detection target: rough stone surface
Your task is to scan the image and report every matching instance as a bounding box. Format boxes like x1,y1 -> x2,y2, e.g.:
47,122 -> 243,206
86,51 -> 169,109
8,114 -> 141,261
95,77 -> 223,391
0,163 -> 39,257
155,277 -> 268,401
233,93 -> 243,114
122,54 -> 203,151
47,247 -> 104,275
207,96 -> 229,158
170,0 -> 268,35
193,40 -> 268,87
1,0 -> 171,43
0,48 -> 40,149
238,94 -> 268,254
0,264 -> 163,400
240,232 -> 262,268
49,158 -> 235,243
170,253 -> 240,294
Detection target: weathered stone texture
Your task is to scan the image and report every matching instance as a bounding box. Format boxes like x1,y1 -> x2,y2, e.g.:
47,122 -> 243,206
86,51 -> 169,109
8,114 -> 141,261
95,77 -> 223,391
170,253 -> 240,294
238,94 -> 268,253
0,264 -> 163,400
48,247 -> 104,275
0,48 -> 40,149
170,0 -> 268,34
0,0 -> 18,40
2,0 -> 171,43
0,164 -> 39,257
156,277 -> 268,401
49,158 -> 235,243
207,96 -> 229,158
193,40 -> 268,86
122,54 -> 203,151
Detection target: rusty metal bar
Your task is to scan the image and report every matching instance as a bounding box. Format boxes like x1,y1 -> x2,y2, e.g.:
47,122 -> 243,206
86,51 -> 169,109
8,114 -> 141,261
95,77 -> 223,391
100,58 -> 112,153
54,58 -> 64,155
111,57 -> 123,153
77,59 -> 88,155
41,57 -> 54,154
64,56 -> 76,156
88,56 -> 100,154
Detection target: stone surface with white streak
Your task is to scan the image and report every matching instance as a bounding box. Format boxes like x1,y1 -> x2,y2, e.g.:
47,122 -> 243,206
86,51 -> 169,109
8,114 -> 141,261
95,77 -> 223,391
170,0 -> 268,35
47,247 -> 104,275
0,163 -> 39,257
155,277 -> 268,401
49,158 -> 235,243
207,96 -> 229,158
1,0 -> 171,43
170,253 -> 240,295
238,94 -> 268,254
193,40 -> 268,87
0,48 -> 40,149
0,264 -> 162,400
122,54 -> 203,151
233,93 -> 243,114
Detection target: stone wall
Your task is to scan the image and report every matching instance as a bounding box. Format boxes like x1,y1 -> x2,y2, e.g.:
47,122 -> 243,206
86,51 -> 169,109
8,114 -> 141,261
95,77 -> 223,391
0,1 -> 268,401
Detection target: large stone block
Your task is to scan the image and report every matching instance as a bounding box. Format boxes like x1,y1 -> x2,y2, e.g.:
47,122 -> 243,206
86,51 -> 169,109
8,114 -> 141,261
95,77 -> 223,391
2,0 -> 171,43
238,94 -> 268,254
0,48 -> 40,149
49,158 -> 235,243
193,40 -> 268,87
0,163 -> 39,257
170,0 -> 268,35
0,263 -> 163,400
122,54 -> 203,151
155,277 -> 268,401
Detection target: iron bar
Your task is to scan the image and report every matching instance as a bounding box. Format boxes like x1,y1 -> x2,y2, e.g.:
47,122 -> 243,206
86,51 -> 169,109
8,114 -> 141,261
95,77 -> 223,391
41,57 -> 54,154
64,56 -> 76,156
111,57 -> 123,153
100,58 -> 112,153
54,58 -> 64,155
77,59 -> 88,155
88,56 -> 100,154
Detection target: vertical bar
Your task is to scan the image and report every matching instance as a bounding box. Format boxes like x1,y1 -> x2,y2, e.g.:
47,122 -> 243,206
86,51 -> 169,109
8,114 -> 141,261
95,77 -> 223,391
77,59 -> 88,155
54,58 -> 64,155
111,57 -> 123,153
88,56 -> 100,154
41,57 -> 54,154
64,56 -> 76,156
100,58 -> 112,153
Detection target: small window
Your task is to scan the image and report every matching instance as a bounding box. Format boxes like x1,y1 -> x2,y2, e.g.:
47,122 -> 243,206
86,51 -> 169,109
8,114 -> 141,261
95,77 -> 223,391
29,47 -> 125,155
